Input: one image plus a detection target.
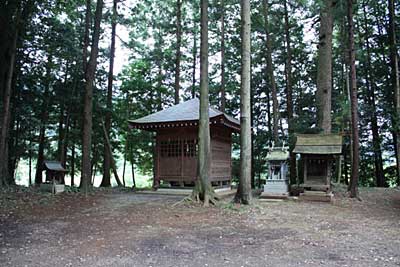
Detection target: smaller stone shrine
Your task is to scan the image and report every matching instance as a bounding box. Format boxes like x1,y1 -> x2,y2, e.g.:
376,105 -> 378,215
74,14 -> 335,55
262,146 -> 290,198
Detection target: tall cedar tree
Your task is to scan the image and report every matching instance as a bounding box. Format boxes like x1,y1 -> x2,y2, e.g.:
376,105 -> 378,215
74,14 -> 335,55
0,2 -> 21,186
348,0 -> 359,198
316,0 -> 334,133
235,0 -> 252,204
102,0 -> 118,187
193,0 -> 215,206
83,0 -> 91,73
220,0 -> 226,112
388,0 -> 400,183
81,0 -> 104,193
174,0 -> 182,104
283,0 -> 296,185
262,0 -> 279,143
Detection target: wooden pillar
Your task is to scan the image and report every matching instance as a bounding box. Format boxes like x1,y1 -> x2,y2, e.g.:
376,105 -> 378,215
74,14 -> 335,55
180,138 -> 184,187
153,134 -> 160,189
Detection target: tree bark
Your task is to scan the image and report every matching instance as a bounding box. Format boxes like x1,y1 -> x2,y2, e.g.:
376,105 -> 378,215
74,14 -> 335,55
220,0 -> 226,112
28,144 -> 32,186
155,25 -> 163,111
34,124 -> 45,184
122,149 -> 126,187
192,28 -> 197,99
235,0 -> 252,204
316,0 -> 334,133
83,0 -> 91,73
174,0 -> 182,105
388,0 -> 400,184
283,0 -> 296,185
71,143 -> 75,187
131,159 -> 136,188
102,123 -> 123,186
266,80 -> 272,146
193,0 -> 214,206
347,0 -> 359,198
81,0 -> 104,193
262,0 -> 279,144
0,3 -> 20,187
101,0 -> 118,187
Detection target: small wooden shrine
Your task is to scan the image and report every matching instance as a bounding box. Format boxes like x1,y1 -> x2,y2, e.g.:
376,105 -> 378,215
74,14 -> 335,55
40,161 -> 67,194
128,98 -> 240,189
263,146 -> 290,196
43,161 -> 67,183
293,134 -> 342,192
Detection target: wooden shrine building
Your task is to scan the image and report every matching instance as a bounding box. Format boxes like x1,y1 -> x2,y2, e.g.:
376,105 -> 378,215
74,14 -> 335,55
43,161 -> 67,183
128,98 -> 240,189
293,134 -> 342,192
39,161 -> 68,194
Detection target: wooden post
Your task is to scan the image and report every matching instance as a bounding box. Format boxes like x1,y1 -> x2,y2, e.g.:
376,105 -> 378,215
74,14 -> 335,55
153,134 -> 160,189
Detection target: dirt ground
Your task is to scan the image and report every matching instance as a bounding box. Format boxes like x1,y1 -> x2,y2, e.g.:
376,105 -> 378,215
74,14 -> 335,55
0,186 -> 399,267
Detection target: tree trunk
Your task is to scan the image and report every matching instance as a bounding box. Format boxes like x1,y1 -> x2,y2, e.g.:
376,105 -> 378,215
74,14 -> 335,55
101,0 -> 118,187
316,0 -> 334,133
28,142 -> 32,186
347,0 -> 359,198
193,0 -> 214,206
131,160 -> 136,188
58,104 -> 65,159
174,0 -> 182,104
122,151 -> 126,187
102,123 -> 123,186
34,125 -> 45,185
83,0 -> 91,73
266,80 -> 272,146
388,0 -> 400,184
0,4 -> 20,187
262,0 -> 279,144
71,142 -> 75,187
58,63 -> 70,167
235,0 -> 252,205
81,0 -> 104,193
155,26 -> 163,111
220,0 -> 226,112
283,0 -> 296,185
192,29 -> 197,99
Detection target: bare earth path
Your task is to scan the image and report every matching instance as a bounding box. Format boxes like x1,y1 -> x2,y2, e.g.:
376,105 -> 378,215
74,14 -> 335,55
0,187 -> 399,267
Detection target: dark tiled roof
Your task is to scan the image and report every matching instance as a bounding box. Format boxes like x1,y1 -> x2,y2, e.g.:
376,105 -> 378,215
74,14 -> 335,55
128,98 -> 240,130
293,134 -> 343,155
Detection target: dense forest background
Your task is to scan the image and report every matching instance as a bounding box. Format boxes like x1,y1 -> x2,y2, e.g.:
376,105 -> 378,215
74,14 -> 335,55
0,0 -> 399,189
